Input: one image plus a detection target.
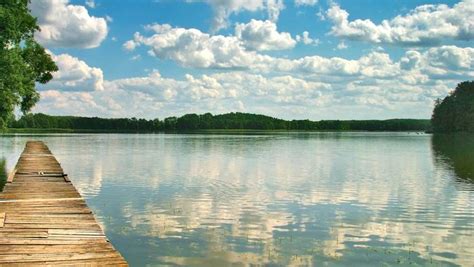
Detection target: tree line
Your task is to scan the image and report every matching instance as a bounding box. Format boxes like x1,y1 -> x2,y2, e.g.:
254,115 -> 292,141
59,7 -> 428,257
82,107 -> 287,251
6,112 -> 431,132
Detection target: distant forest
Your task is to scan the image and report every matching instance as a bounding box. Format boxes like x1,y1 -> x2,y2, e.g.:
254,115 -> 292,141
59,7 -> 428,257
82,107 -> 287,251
7,113 -> 431,132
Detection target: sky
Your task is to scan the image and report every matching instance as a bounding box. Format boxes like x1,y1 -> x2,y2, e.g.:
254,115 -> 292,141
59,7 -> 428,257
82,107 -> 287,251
29,0 -> 474,120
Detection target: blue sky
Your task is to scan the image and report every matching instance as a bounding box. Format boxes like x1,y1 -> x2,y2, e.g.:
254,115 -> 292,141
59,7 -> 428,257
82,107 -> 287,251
29,0 -> 473,120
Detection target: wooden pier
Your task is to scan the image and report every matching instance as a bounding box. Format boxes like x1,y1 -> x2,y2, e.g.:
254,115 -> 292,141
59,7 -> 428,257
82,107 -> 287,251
0,141 -> 127,266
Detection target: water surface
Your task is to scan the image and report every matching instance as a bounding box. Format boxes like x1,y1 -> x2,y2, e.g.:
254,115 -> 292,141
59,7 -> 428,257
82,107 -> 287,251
1,132 -> 473,266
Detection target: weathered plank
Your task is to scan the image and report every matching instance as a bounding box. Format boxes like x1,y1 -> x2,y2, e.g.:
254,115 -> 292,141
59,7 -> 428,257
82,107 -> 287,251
0,212 -> 5,228
0,141 -> 127,266
0,243 -> 114,254
6,169 -> 16,183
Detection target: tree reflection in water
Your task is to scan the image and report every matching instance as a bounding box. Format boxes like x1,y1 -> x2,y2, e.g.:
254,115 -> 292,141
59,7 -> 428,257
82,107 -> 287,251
0,158 -> 7,192
432,134 -> 474,183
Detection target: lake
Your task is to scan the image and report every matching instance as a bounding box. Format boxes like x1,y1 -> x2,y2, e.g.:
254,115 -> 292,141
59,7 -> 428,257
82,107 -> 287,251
1,132 -> 473,266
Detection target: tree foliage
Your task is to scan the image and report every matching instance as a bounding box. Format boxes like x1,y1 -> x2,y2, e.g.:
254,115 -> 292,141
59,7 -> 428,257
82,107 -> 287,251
432,81 -> 474,133
0,0 -> 58,128
11,112 -> 431,132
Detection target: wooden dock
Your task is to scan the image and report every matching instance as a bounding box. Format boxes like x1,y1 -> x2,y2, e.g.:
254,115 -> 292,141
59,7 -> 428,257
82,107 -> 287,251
0,141 -> 127,266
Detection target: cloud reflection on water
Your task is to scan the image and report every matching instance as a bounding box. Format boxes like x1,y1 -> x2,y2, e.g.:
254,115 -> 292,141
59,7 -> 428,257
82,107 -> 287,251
1,133 -> 473,266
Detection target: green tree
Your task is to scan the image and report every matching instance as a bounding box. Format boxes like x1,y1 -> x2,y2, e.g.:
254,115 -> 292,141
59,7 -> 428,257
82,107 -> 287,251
0,0 -> 58,129
432,81 -> 474,133
176,114 -> 200,130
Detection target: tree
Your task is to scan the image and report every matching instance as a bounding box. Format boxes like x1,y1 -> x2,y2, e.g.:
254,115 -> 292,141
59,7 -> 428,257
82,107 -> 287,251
176,114 -> 200,130
0,0 -> 58,129
432,81 -> 474,133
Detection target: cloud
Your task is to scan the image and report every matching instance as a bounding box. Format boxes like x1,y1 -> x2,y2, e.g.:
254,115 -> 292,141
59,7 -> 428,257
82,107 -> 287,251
296,31 -> 319,45
130,55 -> 141,61
35,70 -> 332,118
399,46 -> 474,79
194,0 -> 285,32
125,23 -> 474,84
39,90 -> 105,114
30,0 -> 108,48
108,71 -> 179,102
33,45 -> 474,119
401,46 -> 474,81
125,24 -> 263,68
295,0 -> 318,7
28,1 -> 473,120
266,0 -> 285,22
336,41 -> 347,50
124,22 -> 302,69
85,0 -> 95,8
235,20 -> 296,51
425,46 -> 474,70
38,53 -> 104,92
326,0 -> 474,46
123,39 -> 139,51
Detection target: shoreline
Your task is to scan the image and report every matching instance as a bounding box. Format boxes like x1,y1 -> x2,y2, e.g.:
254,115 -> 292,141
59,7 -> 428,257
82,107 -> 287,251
1,128 -> 432,134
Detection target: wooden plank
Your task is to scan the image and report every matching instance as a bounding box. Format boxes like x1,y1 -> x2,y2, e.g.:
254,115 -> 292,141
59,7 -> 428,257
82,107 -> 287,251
0,210 -> 93,215
0,230 -> 48,238
5,217 -> 96,224
7,169 -> 16,183
4,223 -> 103,230
7,214 -> 95,219
0,252 -> 123,262
15,258 -> 128,267
0,238 -> 109,245
48,229 -> 103,235
0,141 -> 127,265
0,244 -> 114,254
0,193 -> 82,199
0,212 -> 5,228
0,198 -> 85,203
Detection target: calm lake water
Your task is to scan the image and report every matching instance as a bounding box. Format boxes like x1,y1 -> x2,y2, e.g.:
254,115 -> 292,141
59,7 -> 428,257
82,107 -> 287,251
1,132 -> 473,266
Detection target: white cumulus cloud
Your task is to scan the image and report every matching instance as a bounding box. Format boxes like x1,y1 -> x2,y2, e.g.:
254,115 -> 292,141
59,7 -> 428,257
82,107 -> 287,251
125,22 -> 474,84
235,20 -> 296,51
30,0 -> 108,48
193,0 -> 285,32
296,31 -> 319,45
125,24 -> 264,68
39,52 -> 104,92
34,54 -> 469,119
327,0 -> 474,46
